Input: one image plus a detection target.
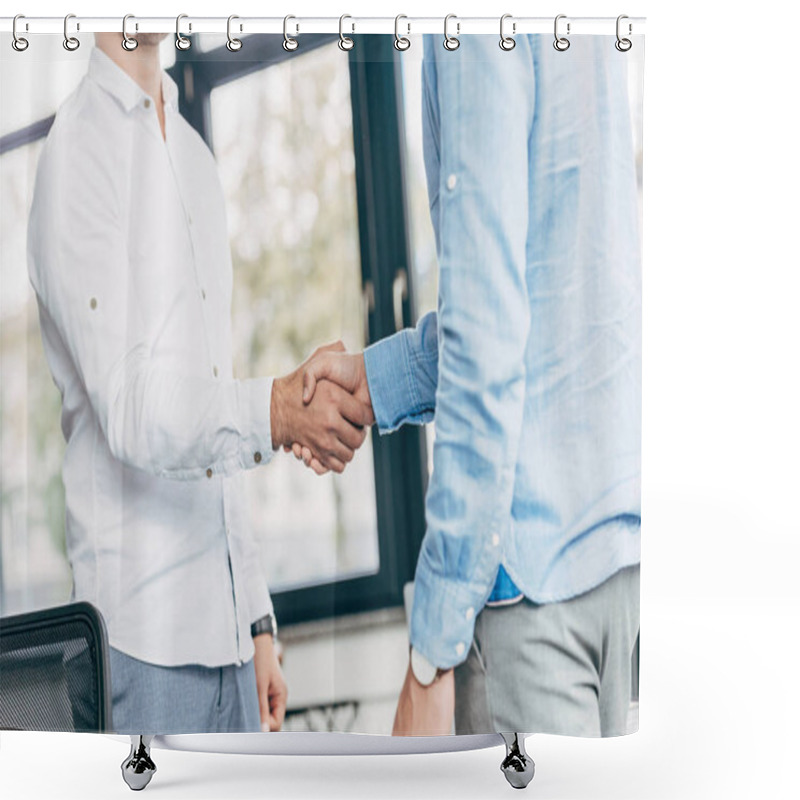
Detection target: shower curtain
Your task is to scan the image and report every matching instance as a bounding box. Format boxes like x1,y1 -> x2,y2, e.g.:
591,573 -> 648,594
0,20 -> 643,741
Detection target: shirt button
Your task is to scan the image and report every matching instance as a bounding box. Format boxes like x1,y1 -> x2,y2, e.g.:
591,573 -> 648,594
201,288 -> 206,300
455,642 -> 466,657
465,607 -> 474,621
206,468 -> 213,479
89,297 -> 97,310
213,366 -> 219,378
446,174 -> 458,190
254,452 -> 262,464
144,98 -> 151,109
492,534 -> 500,547
187,213 -> 193,225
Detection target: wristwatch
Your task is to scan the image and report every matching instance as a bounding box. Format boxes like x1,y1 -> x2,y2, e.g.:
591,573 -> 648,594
250,613 -> 277,639
410,645 -> 441,687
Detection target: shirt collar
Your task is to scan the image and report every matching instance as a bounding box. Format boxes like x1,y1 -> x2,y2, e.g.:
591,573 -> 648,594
88,47 -> 179,114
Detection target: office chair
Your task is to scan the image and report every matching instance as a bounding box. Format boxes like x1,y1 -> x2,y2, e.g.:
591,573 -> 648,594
0,601 -> 113,733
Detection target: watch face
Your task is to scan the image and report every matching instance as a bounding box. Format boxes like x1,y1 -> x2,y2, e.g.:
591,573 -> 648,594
411,647 -> 437,687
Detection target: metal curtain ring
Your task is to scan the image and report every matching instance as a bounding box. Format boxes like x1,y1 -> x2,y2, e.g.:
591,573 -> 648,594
553,14 -> 570,51
615,14 -> 632,51
443,14 -> 460,51
63,13 -> 80,51
283,15 -> 299,51
338,14 -> 354,51
176,13 -> 191,50
499,14 -> 515,51
12,14 -> 29,51
121,14 -> 138,51
226,15 -> 242,51
394,15 -> 411,51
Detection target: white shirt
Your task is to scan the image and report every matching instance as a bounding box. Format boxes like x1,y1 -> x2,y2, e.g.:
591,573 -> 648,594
27,48 -> 275,668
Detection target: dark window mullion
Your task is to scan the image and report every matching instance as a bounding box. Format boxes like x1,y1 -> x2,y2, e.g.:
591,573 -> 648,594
349,35 -> 427,601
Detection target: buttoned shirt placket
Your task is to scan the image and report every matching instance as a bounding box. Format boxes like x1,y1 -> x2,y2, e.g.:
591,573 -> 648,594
156,101 -> 243,666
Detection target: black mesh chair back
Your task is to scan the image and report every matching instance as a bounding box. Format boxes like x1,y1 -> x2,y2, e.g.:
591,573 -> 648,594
0,601 -> 113,732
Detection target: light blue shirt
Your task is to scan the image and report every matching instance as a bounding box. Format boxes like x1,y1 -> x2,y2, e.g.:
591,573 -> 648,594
364,35 -> 641,670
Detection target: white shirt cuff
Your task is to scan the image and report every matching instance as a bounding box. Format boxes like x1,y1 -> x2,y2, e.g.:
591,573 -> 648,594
237,376 -> 274,470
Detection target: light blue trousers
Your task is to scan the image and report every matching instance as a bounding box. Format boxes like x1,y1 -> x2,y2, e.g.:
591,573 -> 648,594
108,647 -> 261,734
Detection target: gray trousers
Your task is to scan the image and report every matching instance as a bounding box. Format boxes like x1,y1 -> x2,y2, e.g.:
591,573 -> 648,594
108,647 -> 262,734
455,564 -> 640,737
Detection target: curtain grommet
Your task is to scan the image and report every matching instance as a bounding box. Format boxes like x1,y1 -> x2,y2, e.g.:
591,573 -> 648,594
226,15 -> 242,52
63,13 -> 80,51
443,14 -> 460,51
554,14 -> 571,52
499,14 -> 516,51
615,15 -> 633,52
338,14 -> 354,51
121,14 -> 138,51
394,15 -> 411,51
12,14 -> 29,51
283,15 -> 299,52
176,13 -> 191,51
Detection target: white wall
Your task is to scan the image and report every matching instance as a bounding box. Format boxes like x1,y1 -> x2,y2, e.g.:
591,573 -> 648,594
279,611 -> 409,734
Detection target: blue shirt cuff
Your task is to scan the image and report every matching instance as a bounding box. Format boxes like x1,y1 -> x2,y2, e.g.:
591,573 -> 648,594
409,545 -> 499,670
363,330 -> 419,434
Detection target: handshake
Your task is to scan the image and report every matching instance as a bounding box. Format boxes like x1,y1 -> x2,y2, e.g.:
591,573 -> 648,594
270,342 -> 373,475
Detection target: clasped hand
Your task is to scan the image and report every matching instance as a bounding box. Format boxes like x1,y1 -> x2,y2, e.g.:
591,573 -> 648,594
272,342 -> 374,474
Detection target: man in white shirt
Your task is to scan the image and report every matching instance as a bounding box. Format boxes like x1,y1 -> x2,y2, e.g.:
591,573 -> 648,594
27,32 -> 372,734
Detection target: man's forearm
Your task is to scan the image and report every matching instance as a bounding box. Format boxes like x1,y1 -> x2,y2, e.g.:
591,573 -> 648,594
270,375 -> 291,449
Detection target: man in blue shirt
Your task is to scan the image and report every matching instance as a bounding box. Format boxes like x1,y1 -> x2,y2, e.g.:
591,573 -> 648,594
299,33 -> 641,737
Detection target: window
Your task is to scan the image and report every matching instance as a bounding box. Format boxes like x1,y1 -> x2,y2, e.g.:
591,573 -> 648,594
0,138 -> 70,616
210,46 -> 379,591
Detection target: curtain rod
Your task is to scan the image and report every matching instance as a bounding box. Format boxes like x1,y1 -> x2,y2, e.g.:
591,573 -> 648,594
0,16 -> 645,37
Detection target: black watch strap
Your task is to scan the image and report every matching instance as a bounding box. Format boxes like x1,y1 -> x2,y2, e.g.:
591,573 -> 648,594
250,613 -> 277,639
